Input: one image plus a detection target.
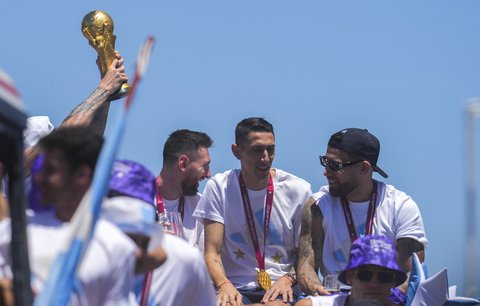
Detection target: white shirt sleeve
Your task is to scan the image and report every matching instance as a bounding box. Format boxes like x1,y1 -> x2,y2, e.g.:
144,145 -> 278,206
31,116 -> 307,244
193,172 -> 229,225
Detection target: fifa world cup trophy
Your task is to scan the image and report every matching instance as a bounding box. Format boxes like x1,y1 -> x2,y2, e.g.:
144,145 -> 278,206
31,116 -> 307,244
81,10 -> 129,100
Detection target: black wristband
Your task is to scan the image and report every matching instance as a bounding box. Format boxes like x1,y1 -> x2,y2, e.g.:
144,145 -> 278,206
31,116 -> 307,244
284,272 -> 297,286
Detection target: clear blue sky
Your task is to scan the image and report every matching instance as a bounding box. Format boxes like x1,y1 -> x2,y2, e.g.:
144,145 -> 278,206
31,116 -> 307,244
2,1 -> 480,296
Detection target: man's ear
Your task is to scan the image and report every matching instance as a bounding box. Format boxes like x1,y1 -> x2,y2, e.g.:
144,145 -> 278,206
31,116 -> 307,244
231,144 -> 240,160
178,155 -> 188,171
359,161 -> 372,176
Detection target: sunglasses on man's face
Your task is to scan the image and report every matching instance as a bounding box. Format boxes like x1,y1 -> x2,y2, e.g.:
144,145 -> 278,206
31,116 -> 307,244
355,268 -> 396,284
319,156 -> 362,172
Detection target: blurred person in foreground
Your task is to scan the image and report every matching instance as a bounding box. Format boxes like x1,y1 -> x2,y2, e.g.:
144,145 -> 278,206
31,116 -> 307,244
296,128 -> 427,304
104,159 -> 216,306
0,56 -> 127,304
295,235 -> 407,306
1,126 -> 138,305
194,117 -> 312,306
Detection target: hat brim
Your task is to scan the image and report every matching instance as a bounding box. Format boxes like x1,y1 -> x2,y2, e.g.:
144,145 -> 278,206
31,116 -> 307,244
338,265 -> 407,287
373,166 -> 388,178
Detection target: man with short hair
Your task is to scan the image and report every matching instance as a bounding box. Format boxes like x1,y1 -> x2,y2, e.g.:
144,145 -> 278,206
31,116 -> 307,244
194,117 -> 312,305
29,126 -> 137,305
297,128 -> 427,302
155,129 -> 213,246
296,235 -> 407,306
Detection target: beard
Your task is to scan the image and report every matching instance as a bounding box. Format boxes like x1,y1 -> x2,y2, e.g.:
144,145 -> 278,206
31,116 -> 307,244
328,179 -> 359,197
181,179 -> 199,196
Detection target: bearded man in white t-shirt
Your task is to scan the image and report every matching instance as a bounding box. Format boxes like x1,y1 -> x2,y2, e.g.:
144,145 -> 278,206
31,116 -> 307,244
155,129 -> 213,248
296,128 -> 428,304
194,117 -> 312,306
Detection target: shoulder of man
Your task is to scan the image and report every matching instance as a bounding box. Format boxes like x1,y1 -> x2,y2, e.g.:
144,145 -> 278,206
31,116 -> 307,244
274,168 -> 312,191
380,182 -> 418,207
312,185 -> 331,201
95,218 -> 137,254
204,169 -> 238,188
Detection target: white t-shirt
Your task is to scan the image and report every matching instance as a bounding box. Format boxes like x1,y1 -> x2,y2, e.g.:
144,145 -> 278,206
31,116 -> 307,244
146,234 -> 216,306
0,218 -> 12,279
27,211 -> 137,306
193,168 -> 312,289
162,193 -> 204,248
313,181 -> 428,277
307,293 -> 348,306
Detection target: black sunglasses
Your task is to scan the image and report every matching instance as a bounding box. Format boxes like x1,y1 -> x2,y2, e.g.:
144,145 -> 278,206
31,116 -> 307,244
355,268 -> 396,284
319,156 -> 362,172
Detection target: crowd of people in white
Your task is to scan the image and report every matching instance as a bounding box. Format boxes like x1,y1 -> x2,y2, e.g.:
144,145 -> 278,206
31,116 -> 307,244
0,55 -> 431,306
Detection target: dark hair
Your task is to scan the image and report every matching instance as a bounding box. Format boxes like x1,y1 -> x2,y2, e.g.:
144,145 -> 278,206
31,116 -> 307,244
163,129 -> 213,165
39,126 -> 104,174
235,117 -> 274,146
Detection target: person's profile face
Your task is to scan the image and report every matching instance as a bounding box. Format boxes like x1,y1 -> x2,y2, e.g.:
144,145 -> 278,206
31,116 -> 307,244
181,146 -> 211,196
323,147 -> 362,197
34,149 -> 77,206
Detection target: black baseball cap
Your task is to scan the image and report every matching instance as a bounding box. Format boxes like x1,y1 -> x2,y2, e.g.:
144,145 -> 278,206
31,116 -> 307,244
328,128 -> 388,178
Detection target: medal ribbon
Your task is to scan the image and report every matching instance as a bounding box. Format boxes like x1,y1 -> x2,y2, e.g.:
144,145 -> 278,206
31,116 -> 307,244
139,272 -> 152,306
239,173 -> 274,271
341,181 -> 378,243
155,177 -> 185,220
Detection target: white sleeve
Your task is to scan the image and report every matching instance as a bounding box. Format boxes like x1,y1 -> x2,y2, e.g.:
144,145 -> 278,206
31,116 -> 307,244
394,195 -> 428,248
0,219 -> 12,279
193,177 -> 225,224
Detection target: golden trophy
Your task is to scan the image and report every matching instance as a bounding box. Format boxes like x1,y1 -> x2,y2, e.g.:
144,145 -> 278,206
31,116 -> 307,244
81,10 -> 129,100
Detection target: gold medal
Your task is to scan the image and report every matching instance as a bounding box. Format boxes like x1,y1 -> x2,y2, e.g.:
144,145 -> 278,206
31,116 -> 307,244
257,270 -> 272,290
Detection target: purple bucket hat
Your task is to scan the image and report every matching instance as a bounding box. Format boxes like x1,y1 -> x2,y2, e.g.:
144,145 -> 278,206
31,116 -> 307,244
338,235 -> 407,287
108,159 -> 156,205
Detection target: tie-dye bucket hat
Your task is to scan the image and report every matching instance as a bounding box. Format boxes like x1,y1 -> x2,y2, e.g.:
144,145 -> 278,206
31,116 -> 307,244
338,235 -> 407,287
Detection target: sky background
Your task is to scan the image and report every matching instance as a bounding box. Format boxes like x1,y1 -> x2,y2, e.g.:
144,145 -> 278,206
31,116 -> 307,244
2,1 -> 480,296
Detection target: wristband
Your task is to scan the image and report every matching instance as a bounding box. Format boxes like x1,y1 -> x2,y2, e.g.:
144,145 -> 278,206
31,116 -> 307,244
283,272 -> 297,286
216,280 -> 232,289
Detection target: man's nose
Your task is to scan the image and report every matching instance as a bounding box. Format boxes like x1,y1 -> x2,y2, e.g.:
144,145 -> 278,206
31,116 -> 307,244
261,150 -> 271,162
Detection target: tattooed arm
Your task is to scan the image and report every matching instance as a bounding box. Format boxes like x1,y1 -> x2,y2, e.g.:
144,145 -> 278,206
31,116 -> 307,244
297,197 -> 330,296
24,53 -> 127,176
204,220 -> 243,306
396,237 -> 425,293
60,52 -> 128,133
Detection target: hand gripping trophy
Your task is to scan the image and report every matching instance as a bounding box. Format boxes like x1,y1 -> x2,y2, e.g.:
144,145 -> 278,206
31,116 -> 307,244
81,10 -> 129,100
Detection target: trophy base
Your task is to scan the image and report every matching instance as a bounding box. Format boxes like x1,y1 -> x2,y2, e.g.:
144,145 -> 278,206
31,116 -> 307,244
108,82 -> 129,101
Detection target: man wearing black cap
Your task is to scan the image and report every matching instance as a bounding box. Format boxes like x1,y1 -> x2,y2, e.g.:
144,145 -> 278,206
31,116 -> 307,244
297,128 -> 427,302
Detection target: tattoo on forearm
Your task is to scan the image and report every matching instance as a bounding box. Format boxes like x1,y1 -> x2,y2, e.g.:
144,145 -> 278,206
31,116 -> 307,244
396,238 -> 424,271
61,87 -> 110,126
297,198 -> 325,291
311,203 -> 322,218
